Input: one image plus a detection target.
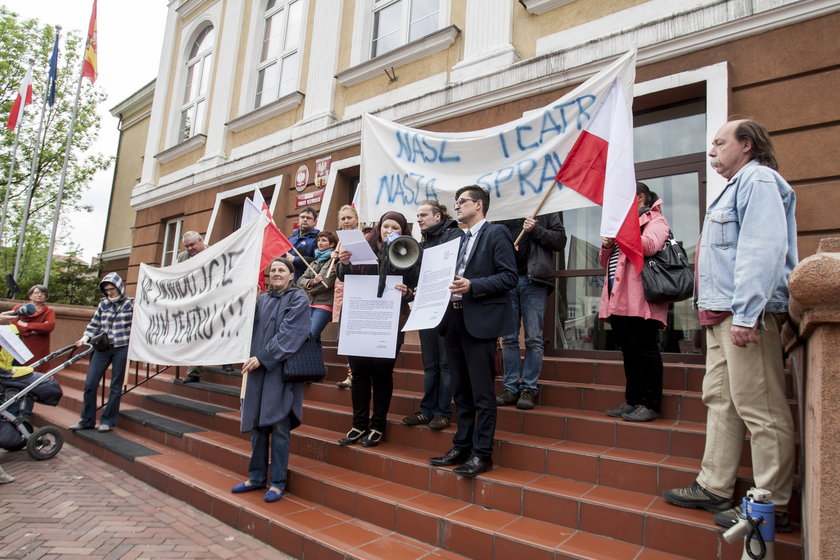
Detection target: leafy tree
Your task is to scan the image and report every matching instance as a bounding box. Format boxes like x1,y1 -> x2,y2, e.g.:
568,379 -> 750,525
0,6 -> 111,303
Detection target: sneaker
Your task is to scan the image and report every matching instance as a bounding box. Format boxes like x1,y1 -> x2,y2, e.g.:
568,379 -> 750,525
606,402 -> 635,418
97,424 -> 113,432
714,506 -> 792,533
429,415 -> 450,430
402,412 -> 431,426
337,371 -> 352,389
496,389 -> 519,406
621,404 -> 659,422
664,481 -> 732,513
68,421 -> 93,431
516,388 -> 536,410
0,465 -> 14,484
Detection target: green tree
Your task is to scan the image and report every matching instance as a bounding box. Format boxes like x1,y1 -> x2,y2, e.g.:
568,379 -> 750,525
0,6 -> 111,302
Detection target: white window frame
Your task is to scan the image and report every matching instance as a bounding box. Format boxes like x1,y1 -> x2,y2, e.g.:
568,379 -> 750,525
178,26 -> 215,142
205,175 -> 284,244
167,4 -> 221,148
254,0 -> 305,109
350,0 -> 451,66
162,218 -> 184,267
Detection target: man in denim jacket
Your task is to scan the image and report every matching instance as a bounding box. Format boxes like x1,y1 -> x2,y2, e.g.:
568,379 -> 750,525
664,120 -> 797,533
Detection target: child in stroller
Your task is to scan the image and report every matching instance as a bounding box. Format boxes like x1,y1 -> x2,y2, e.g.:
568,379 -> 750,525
0,329 -> 97,461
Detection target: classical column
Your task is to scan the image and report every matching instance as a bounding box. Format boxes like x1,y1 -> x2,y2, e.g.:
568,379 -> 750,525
299,0 -> 343,129
450,0 -> 519,83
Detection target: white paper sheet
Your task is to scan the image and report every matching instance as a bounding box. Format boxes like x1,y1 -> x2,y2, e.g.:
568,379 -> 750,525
338,275 -> 402,358
0,325 -> 34,364
402,238 -> 459,332
336,229 -> 378,265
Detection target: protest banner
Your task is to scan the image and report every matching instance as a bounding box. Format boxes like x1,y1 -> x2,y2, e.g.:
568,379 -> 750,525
128,216 -> 264,366
358,50 -> 636,223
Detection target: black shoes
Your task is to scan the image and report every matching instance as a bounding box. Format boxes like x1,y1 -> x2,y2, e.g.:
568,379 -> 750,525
182,375 -> 201,384
428,415 -> 450,430
429,447 -> 471,467
496,389 -> 518,406
361,429 -> 383,447
402,412 -> 431,426
338,427 -> 367,446
517,388 -> 536,410
453,456 -> 493,478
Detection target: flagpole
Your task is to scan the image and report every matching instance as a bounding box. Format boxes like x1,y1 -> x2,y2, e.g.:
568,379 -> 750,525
513,179 -> 559,248
0,59 -> 34,243
13,27 -> 61,289
44,47 -> 87,287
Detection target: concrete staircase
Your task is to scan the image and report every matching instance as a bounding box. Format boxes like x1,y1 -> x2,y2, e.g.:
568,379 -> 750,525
30,346 -> 803,559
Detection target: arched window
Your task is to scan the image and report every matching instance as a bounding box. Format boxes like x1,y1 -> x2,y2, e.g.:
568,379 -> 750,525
179,25 -> 215,141
255,0 -> 303,108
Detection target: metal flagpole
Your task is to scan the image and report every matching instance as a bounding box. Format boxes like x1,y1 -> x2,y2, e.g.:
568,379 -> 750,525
13,27 -> 60,290
0,59 -> 34,243
43,55 -> 85,287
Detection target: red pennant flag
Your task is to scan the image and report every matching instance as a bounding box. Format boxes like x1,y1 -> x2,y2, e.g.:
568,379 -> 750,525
260,221 -> 294,290
6,67 -> 33,131
555,78 -> 643,272
81,0 -> 98,84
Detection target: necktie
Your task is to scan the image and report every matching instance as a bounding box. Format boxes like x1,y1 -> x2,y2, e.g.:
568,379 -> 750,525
457,230 -> 472,273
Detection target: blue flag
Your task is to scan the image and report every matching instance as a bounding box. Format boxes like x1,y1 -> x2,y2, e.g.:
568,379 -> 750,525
47,30 -> 60,107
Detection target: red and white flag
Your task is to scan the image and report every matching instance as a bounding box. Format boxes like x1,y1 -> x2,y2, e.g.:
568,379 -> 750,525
6,67 -> 33,131
246,188 -> 294,290
555,77 -> 643,272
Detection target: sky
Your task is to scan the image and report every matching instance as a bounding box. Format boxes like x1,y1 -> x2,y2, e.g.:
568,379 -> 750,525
2,0 -> 168,263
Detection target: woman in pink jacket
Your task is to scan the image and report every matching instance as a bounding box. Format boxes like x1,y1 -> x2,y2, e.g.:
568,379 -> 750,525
599,183 -> 670,422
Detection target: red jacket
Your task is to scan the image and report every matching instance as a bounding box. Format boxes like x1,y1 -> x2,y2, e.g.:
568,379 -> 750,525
598,199 -> 670,327
13,304 -> 55,365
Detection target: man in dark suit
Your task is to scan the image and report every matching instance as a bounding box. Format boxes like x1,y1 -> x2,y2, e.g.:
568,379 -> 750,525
429,185 -> 517,477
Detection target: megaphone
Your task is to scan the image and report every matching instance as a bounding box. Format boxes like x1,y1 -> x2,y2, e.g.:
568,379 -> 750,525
388,235 -> 421,270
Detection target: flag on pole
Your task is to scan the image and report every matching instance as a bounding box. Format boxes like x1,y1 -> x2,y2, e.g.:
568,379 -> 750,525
81,0 -> 97,84
47,30 -> 60,107
6,67 -> 33,131
554,77 -> 643,272
245,189 -> 294,290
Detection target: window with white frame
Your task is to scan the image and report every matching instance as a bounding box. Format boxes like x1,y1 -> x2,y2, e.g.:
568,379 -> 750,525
162,218 -> 184,267
371,0 -> 440,58
178,26 -> 215,142
255,0 -> 303,108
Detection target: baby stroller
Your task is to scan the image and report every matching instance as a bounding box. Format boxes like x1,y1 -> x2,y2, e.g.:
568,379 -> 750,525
0,338 -> 98,460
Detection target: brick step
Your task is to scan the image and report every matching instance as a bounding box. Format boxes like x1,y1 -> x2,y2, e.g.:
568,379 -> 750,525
51,370 -> 746,467
27,406 -> 473,560
31,404 -> 802,560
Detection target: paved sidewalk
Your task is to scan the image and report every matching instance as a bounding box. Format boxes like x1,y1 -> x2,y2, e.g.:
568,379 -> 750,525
0,444 -> 292,559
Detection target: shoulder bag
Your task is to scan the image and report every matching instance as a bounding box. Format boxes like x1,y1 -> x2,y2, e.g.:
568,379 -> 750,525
280,335 -> 326,383
641,232 -> 694,304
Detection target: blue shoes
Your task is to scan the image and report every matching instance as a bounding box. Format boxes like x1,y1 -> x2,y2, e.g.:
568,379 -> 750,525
264,488 -> 283,503
231,482 -> 265,494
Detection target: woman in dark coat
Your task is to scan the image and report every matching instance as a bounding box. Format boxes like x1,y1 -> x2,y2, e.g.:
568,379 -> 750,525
232,257 -> 311,503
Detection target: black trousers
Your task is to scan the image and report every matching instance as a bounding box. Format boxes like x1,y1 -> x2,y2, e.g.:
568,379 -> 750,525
348,354 -> 396,433
443,308 -> 498,460
610,315 -> 664,412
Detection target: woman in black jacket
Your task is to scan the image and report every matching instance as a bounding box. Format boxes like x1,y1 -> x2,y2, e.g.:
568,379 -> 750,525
336,211 -> 419,447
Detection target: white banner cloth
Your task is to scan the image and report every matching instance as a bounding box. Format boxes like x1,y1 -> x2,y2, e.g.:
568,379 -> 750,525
358,50 -> 636,223
128,216 -> 264,366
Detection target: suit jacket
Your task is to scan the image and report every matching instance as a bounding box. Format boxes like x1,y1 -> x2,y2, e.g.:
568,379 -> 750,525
446,222 -> 518,339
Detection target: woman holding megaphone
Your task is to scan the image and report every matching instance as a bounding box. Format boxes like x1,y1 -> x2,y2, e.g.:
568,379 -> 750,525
336,211 -> 419,448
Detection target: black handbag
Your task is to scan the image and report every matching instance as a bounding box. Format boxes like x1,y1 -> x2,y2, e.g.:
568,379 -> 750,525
641,232 -> 694,303
280,335 -> 326,383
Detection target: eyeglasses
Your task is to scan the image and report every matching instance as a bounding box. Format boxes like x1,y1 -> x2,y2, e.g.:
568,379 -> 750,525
103,286 -> 118,294
455,197 -> 478,206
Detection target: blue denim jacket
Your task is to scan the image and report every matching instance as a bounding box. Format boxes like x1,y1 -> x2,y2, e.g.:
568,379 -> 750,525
696,160 -> 798,328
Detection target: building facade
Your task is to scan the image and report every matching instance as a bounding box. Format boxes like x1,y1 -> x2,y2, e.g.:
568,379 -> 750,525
102,0 -> 840,357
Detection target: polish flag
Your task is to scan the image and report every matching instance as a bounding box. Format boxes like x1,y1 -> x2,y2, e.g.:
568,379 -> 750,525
6,67 -> 33,131
555,77 -> 643,272
246,188 -> 294,290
